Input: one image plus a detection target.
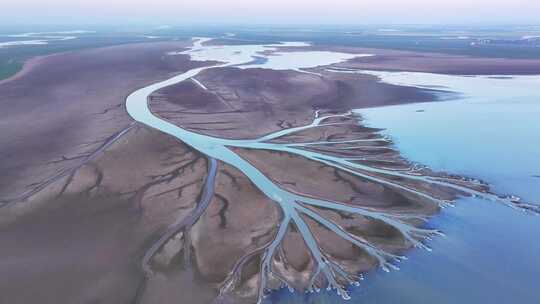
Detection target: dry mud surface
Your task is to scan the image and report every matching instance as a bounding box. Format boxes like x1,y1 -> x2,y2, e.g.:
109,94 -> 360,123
150,66 -> 440,139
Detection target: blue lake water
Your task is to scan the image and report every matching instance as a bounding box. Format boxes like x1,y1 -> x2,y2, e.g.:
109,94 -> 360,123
270,71 -> 540,303
355,71 -> 540,202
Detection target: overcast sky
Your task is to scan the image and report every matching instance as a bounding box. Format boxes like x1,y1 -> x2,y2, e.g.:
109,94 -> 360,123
2,0 -> 539,25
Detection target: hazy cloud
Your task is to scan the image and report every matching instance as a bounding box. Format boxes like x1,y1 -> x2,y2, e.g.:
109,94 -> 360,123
2,0 -> 539,24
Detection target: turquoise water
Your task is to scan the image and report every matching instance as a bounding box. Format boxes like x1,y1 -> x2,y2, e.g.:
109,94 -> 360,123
360,99 -> 540,202
356,71 -> 540,202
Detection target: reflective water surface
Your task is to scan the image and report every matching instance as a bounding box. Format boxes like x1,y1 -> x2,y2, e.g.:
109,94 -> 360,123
357,71 -> 540,202
343,72 -> 540,304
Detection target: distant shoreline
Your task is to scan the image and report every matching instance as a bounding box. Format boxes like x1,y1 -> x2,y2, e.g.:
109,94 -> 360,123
0,55 -> 47,85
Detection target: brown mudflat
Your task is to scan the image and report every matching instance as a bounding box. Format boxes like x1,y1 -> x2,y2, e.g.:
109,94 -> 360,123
150,66 -> 441,139
0,40 -> 532,304
0,40 -> 214,200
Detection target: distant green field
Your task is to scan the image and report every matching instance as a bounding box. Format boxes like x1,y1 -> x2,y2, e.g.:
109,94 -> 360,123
0,59 -> 22,80
0,30 -> 164,80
